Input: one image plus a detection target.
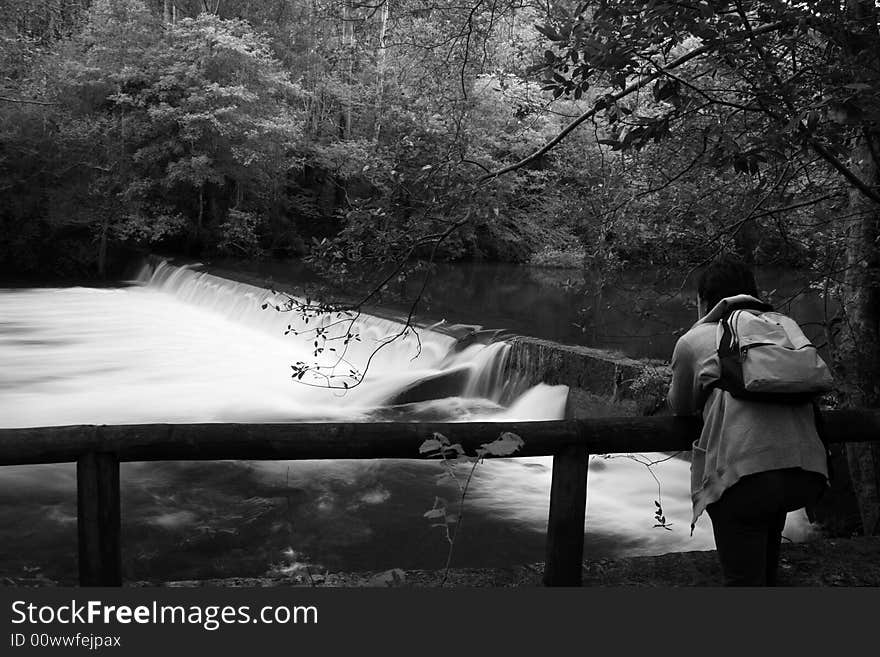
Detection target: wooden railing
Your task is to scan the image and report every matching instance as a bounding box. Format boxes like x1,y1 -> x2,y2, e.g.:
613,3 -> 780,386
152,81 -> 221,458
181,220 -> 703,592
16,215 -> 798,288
1,411 -> 878,587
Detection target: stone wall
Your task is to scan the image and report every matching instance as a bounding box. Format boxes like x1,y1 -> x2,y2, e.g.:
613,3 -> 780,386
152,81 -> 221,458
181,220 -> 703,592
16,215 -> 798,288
503,336 -> 669,418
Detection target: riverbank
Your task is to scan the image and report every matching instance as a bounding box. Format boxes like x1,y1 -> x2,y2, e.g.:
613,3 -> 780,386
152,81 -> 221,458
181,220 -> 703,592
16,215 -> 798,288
118,536 -> 880,588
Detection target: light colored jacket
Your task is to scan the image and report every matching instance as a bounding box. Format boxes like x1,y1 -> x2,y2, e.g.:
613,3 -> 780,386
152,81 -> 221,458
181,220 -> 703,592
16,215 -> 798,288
667,295 -> 829,531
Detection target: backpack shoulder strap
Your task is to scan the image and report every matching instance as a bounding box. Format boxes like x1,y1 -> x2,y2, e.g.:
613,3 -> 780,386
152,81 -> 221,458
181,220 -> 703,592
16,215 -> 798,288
716,300 -> 773,355
719,298 -> 773,320
708,298 -> 775,400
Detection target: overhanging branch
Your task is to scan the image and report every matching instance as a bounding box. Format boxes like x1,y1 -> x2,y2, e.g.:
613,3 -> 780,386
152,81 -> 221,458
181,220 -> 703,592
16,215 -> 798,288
810,139 -> 880,205
477,21 -> 787,183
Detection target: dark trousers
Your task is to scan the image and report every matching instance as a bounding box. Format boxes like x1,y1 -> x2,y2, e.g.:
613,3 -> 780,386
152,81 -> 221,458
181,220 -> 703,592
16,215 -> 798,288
706,468 -> 826,586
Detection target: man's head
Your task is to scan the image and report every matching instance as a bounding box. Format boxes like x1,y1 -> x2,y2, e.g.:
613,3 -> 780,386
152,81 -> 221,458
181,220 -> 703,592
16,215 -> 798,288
696,254 -> 759,316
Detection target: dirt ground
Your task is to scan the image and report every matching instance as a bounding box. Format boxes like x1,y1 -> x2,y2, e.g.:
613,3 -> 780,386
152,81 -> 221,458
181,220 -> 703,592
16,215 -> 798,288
152,536 -> 880,588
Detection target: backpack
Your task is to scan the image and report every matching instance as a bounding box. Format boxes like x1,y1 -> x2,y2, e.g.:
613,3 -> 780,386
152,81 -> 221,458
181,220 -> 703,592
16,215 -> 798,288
709,300 -> 837,488
712,302 -> 834,403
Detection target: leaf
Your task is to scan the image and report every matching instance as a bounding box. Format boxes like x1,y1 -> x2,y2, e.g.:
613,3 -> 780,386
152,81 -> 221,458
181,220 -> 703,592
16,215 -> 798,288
423,508 -> 446,519
480,432 -> 524,457
697,0 -> 714,19
444,443 -> 466,457
535,24 -> 562,41
419,438 -> 443,454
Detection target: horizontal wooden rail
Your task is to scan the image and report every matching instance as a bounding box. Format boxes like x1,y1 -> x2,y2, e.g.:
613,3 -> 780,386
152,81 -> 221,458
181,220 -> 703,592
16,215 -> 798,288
1,410 -> 877,465
1,410 -> 878,587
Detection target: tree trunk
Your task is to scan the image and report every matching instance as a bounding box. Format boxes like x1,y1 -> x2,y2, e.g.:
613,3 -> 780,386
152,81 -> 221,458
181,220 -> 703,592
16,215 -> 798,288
341,0 -> 355,140
163,0 -> 172,25
373,0 -> 389,143
733,217 -> 759,265
838,129 -> 880,535
197,185 -> 205,237
837,0 -> 880,537
305,0 -> 317,137
98,216 -> 108,279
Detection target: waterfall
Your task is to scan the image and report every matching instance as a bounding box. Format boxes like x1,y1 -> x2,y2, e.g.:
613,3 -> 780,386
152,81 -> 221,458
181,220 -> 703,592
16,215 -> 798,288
136,259 -> 453,373
132,259 -> 562,417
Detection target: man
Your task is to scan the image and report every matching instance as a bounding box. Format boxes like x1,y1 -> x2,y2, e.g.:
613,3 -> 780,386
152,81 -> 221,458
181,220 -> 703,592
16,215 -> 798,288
668,255 -> 828,586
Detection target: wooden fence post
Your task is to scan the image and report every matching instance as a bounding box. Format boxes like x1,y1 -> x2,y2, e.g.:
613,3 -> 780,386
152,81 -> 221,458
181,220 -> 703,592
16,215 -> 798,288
543,445 -> 589,586
77,452 -> 122,586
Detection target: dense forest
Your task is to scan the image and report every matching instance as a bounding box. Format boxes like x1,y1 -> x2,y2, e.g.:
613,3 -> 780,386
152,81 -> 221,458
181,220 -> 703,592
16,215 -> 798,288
0,0 -> 864,279
2,1 -> 880,531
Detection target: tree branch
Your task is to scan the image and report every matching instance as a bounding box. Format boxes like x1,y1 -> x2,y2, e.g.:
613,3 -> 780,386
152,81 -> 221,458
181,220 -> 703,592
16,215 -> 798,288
0,96 -> 57,106
810,139 -> 880,205
477,20 -> 787,183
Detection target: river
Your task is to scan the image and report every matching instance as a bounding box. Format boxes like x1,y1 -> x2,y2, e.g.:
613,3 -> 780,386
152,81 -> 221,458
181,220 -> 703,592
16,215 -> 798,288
0,259 -> 826,583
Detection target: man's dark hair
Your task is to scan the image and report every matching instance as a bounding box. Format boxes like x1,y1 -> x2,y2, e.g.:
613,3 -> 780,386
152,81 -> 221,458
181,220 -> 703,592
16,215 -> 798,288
697,255 -> 760,310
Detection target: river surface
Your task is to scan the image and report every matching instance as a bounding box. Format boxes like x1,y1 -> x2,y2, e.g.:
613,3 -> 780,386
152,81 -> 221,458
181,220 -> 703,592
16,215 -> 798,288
212,258 -> 832,359
0,260 -> 826,584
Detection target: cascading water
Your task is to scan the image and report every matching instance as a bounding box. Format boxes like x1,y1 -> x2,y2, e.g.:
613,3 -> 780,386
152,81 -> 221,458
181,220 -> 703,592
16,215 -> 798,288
140,260 -> 457,383
131,259 -> 539,418
0,261 -> 816,583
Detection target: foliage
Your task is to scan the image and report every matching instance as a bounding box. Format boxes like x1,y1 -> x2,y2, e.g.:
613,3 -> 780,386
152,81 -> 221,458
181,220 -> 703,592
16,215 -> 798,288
1,0 -> 304,274
531,1 -> 878,263
2,0 -> 875,291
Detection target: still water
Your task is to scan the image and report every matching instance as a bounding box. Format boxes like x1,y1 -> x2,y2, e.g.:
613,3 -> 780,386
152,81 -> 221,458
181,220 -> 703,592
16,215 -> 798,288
0,260 -> 822,583
216,258 -> 831,359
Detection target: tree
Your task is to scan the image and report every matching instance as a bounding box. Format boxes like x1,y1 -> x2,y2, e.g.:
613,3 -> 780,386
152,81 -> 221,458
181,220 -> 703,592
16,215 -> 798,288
0,0 -> 308,273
